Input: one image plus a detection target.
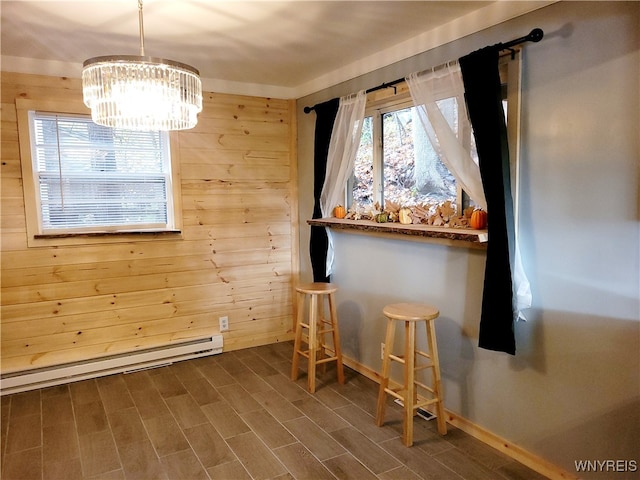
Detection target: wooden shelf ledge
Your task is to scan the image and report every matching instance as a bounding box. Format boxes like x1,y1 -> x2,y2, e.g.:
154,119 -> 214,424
308,218 -> 488,250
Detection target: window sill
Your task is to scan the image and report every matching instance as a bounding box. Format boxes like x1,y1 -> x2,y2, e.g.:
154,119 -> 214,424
308,218 -> 487,249
28,230 -> 183,247
35,230 -> 182,240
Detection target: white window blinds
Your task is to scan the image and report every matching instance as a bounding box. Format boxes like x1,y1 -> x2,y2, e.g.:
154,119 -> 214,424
29,112 -> 173,233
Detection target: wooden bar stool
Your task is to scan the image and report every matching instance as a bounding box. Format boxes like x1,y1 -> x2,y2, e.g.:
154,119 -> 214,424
291,282 -> 345,393
376,302 -> 447,446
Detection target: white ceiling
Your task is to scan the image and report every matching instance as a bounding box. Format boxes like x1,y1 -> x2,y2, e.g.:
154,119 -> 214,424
0,1 -> 551,98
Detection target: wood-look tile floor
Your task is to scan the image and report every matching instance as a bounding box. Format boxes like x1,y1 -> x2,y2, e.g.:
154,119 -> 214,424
1,342 -> 548,480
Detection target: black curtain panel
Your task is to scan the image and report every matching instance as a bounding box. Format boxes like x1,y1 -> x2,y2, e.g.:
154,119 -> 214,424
309,98 -> 340,283
460,47 -> 517,355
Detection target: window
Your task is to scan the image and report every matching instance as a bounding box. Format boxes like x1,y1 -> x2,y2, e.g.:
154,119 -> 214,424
17,98 -> 182,246
352,98 -> 468,210
349,53 -> 519,215
350,87 -> 475,213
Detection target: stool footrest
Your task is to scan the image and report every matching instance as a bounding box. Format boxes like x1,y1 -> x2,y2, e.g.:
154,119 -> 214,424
296,349 -> 337,358
414,364 -> 434,372
384,389 -> 440,411
383,387 -> 405,402
316,356 -> 339,365
389,354 -> 404,364
414,381 -> 435,393
415,398 -> 439,410
317,328 -> 336,335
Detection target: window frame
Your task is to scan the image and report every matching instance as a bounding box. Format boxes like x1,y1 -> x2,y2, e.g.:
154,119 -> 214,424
16,97 -> 183,247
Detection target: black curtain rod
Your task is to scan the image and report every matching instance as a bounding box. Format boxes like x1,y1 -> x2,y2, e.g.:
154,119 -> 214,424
304,28 -> 543,114
498,27 -> 544,51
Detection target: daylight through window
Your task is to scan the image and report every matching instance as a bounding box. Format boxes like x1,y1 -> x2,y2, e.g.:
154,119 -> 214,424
352,97 -> 472,211
28,112 -> 174,234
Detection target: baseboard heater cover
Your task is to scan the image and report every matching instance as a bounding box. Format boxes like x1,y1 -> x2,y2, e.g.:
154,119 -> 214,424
0,335 -> 223,395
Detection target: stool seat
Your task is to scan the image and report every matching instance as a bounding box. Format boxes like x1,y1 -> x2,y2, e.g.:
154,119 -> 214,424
291,282 -> 344,393
376,302 -> 447,446
296,283 -> 338,295
383,303 -> 439,322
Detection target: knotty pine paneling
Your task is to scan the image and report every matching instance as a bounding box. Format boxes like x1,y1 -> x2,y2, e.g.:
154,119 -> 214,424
0,71 -> 298,374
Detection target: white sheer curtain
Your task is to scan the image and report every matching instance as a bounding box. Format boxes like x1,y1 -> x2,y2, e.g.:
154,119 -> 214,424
320,90 -> 367,277
408,63 -> 531,320
406,64 -> 486,209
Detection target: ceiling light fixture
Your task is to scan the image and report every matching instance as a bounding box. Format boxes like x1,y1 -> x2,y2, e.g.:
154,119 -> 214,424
82,0 -> 202,131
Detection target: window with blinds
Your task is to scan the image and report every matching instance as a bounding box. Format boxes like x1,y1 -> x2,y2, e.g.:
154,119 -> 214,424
28,112 -> 174,234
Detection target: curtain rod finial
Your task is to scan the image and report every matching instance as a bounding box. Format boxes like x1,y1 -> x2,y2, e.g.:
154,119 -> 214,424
528,28 -> 544,43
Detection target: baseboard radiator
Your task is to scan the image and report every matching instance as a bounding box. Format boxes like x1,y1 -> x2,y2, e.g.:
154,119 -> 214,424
0,335 -> 223,396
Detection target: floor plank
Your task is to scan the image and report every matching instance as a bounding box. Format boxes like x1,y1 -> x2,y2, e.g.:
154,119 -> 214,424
1,342 -> 549,480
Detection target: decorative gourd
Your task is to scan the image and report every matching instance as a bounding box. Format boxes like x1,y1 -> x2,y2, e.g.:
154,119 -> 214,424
375,212 -> 388,223
333,205 -> 346,219
398,207 -> 412,225
470,209 -> 488,229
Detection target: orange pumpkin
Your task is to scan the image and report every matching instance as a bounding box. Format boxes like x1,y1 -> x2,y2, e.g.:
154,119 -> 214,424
333,205 -> 346,219
470,209 -> 488,229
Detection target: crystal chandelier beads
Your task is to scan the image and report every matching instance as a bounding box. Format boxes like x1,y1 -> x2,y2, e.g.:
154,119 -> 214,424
82,55 -> 202,131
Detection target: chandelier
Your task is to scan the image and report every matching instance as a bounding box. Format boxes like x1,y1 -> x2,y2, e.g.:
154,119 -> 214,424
82,0 -> 202,131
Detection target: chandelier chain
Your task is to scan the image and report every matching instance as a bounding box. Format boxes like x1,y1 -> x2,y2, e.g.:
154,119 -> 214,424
138,0 -> 145,56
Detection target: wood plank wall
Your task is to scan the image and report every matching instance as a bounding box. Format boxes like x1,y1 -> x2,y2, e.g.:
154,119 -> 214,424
0,72 -> 298,374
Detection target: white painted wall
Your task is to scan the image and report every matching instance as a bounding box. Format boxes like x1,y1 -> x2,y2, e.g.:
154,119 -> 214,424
297,2 -> 639,477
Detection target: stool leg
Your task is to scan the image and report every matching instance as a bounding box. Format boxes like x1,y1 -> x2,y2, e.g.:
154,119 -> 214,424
403,321 -> 416,447
317,297 -> 327,375
308,293 -> 318,393
291,291 -> 305,382
426,320 -> 447,435
328,292 -> 345,384
376,317 -> 396,427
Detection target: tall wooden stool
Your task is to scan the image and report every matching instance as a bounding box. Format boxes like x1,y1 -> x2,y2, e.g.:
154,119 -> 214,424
376,302 -> 447,446
291,282 -> 345,393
